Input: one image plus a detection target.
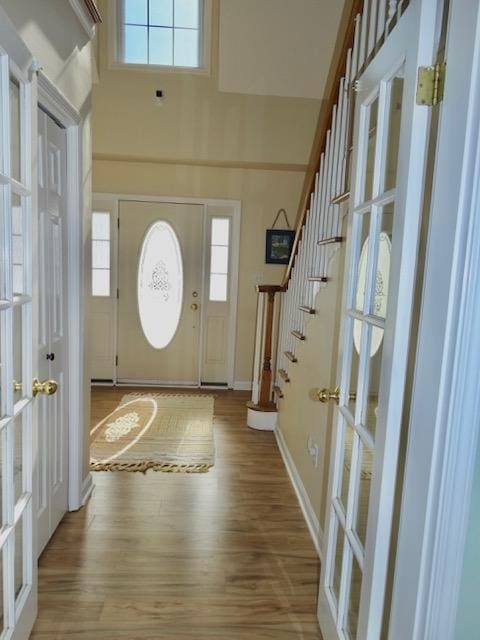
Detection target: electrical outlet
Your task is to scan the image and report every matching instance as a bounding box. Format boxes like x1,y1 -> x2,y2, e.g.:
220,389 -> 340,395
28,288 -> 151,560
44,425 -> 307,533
307,436 -> 319,468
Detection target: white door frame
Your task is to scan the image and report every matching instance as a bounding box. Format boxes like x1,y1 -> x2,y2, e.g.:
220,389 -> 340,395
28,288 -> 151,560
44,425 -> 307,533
93,192 -> 241,389
389,0 -> 480,637
36,73 -> 90,512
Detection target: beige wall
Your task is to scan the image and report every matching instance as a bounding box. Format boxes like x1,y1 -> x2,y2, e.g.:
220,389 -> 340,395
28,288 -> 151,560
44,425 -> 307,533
91,0 -> 334,384
0,0 -> 95,480
219,0 -> 344,99
94,0 -> 321,167
93,159 -> 304,382
277,211 -> 347,532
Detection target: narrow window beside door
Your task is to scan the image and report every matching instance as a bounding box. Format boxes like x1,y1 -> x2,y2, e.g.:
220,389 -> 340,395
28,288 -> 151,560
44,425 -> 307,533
209,217 -> 229,302
91,212 -> 111,297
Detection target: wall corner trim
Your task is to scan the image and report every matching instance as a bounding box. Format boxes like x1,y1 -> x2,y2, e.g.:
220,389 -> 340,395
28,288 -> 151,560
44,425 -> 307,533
275,425 -> 323,559
68,0 -> 99,39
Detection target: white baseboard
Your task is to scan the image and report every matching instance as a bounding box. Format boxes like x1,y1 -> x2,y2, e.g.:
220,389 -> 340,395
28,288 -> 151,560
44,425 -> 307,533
80,473 -> 94,507
233,381 -> 253,391
275,426 -> 323,559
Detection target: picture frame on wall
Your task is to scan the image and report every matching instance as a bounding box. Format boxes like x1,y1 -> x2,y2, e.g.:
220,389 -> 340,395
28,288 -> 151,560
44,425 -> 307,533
265,229 -> 295,265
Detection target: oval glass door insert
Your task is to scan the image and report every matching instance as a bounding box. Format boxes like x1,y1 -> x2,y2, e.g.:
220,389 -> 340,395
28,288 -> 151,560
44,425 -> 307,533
137,221 -> 183,349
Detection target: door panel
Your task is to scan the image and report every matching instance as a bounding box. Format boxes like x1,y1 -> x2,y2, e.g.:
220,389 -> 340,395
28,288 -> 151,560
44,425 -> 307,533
117,201 -> 204,384
0,46 -> 37,637
318,2 -> 437,638
37,108 -> 68,555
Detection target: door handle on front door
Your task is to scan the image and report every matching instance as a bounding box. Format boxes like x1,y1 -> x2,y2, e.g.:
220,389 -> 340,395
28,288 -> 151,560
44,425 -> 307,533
32,378 -> 58,397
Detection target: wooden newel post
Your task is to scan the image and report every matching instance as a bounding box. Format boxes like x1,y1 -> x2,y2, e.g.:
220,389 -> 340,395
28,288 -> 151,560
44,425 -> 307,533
259,290 -> 276,406
255,284 -> 284,408
247,284 -> 285,429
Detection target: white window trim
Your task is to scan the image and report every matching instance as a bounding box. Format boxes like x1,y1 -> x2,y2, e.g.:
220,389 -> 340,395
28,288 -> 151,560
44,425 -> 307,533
108,0 -> 212,76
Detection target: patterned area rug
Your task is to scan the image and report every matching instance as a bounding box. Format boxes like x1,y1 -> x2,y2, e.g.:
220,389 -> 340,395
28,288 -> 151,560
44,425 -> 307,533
90,393 -> 215,473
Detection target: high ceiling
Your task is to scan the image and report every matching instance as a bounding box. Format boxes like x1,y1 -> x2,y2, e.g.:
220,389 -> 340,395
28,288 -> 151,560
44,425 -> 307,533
219,0 -> 345,99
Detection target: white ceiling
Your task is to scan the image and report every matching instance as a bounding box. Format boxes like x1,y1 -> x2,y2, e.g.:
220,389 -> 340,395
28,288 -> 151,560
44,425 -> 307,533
218,0 -> 345,100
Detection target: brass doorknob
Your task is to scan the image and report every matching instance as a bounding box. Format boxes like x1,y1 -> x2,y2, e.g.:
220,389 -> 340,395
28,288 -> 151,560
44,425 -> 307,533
309,387 -> 357,404
32,378 -> 58,397
318,387 -> 340,404
190,303 -> 199,311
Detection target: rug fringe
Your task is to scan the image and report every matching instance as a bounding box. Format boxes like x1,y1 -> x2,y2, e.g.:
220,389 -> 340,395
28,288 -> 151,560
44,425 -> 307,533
121,392 -> 215,400
90,461 -> 213,474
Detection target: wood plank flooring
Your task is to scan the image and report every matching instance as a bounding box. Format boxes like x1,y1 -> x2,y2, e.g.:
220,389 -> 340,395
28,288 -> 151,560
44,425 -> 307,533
31,388 -> 323,639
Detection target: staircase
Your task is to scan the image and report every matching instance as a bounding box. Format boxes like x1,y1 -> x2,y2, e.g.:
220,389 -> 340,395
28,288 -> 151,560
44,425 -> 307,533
247,0 -> 412,424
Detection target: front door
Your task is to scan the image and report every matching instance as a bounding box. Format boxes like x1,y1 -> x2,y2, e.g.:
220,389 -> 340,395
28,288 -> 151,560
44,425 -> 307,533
117,201 -> 204,385
36,108 -> 68,555
317,2 -> 437,638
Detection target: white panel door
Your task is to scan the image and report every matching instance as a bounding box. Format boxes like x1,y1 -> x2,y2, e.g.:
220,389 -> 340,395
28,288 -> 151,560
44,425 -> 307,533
117,201 -> 204,384
36,109 -> 68,555
317,2 -> 437,639
0,29 -> 38,639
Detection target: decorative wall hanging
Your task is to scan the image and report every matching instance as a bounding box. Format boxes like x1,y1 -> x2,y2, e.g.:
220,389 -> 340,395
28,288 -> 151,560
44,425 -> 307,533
265,208 -> 295,265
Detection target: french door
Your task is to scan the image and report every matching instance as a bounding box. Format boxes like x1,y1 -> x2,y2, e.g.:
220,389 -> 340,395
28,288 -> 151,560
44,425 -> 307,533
36,108 -> 68,555
0,29 -> 38,640
318,2 -> 437,638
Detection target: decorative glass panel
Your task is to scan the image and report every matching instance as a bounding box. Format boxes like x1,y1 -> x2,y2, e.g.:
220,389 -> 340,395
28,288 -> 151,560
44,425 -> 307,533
209,274 -> 227,302
355,442 -> 373,549
211,218 -> 229,245
12,194 -> 24,296
209,218 -> 230,302
364,96 -> 378,202
345,552 -> 362,639
332,519 -> 345,606
92,270 -> 110,297
385,73 -> 405,191
92,240 -> 110,269
92,212 -> 110,240
92,212 -> 111,297
13,305 -> 22,397
10,80 -> 21,182
137,221 -> 183,349
14,415 -> 23,504
14,511 -> 26,602
210,246 -> 228,275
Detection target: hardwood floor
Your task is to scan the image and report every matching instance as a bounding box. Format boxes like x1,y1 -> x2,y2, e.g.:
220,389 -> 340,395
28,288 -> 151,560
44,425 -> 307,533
31,388 -> 323,639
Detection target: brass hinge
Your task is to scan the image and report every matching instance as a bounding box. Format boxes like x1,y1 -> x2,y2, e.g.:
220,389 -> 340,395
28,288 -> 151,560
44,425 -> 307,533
416,62 -> 446,106
115,355 -> 118,366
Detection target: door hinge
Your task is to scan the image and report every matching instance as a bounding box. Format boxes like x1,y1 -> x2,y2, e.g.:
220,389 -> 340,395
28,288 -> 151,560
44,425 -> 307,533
117,217 -> 120,229
117,288 -> 119,299
416,62 -> 446,106
115,355 -> 118,366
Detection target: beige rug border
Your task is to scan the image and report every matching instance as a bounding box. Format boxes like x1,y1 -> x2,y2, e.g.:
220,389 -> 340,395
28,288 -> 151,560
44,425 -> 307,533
90,393 -> 215,474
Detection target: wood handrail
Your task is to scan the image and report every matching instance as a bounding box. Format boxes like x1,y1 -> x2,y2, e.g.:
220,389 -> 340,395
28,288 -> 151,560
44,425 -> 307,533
282,0 -> 363,287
